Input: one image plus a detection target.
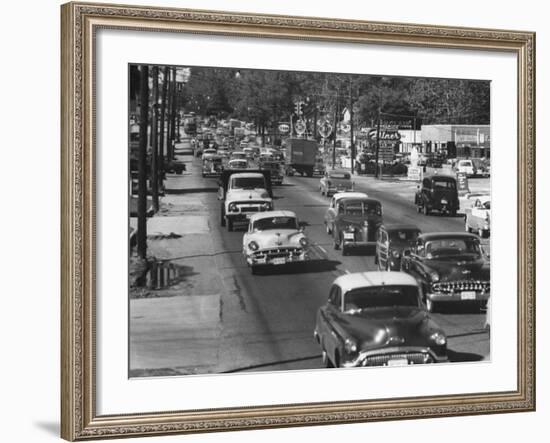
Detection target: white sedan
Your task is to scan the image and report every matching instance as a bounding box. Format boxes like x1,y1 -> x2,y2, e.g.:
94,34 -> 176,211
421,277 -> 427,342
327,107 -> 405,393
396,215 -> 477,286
242,211 -> 309,274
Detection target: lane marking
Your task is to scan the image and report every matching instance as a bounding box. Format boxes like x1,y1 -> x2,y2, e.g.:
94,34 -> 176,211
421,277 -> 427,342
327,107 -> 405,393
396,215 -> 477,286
318,246 -> 327,254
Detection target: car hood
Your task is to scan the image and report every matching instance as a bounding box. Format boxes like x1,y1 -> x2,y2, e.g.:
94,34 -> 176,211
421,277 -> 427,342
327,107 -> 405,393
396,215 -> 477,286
227,189 -> 271,201
246,229 -> 305,249
424,257 -> 489,281
339,307 -> 439,350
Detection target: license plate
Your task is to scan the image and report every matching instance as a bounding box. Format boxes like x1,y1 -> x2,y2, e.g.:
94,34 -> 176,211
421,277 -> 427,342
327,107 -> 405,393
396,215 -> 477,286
387,358 -> 408,367
461,291 -> 476,300
272,257 -> 286,265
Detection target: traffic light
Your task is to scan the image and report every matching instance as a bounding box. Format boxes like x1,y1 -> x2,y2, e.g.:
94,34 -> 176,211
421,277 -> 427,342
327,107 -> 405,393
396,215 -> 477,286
294,101 -> 303,116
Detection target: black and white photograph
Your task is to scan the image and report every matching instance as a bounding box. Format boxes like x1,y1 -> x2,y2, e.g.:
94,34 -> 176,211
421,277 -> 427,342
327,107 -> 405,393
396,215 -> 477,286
128,64 -> 491,377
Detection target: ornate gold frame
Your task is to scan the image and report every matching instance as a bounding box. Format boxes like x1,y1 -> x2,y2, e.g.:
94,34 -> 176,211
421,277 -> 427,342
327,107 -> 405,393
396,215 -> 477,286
61,2 -> 536,440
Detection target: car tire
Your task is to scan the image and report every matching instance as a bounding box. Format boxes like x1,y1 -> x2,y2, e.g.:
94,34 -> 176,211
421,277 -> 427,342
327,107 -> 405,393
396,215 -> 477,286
417,205 -> 422,213
325,222 -> 332,235
374,253 -> 378,265
220,208 -> 226,227
423,204 -> 430,216
479,228 -> 488,238
333,234 -> 340,250
465,218 -> 471,232
341,237 -> 348,256
227,219 -> 234,232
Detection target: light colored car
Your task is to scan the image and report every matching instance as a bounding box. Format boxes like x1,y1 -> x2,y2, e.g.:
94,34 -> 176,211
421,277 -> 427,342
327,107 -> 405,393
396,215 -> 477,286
323,192 -> 368,235
242,210 -> 309,274
319,169 -> 354,196
230,151 -> 247,161
465,195 -> 491,238
456,159 -> 476,177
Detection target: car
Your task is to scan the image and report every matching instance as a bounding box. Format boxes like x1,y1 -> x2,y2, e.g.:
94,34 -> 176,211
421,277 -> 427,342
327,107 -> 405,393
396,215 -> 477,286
455,159 -> 476,177
331,197 -> 383,255
400,232 -> 490,312
243,147 -> 254,159
323,192 -> 369,235
415,175 -> 459,216
242,210 -> 309,274
227,159 -> 248,170
375,224 -> 422,271
259,161 -> 284,185
313,272 -> 448,368
202,148 -> 217,159
230,151 -> 247,161
319,169 -> 354,196
464,195 -> 491,238
202,155 -> 223,177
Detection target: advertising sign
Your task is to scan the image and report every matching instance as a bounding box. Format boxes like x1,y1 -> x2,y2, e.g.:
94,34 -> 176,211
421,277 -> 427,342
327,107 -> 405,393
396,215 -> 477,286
278,123 -> 290,134
295,119 -> 306,136
318,119 -> 333,138
456,171 -> 470,194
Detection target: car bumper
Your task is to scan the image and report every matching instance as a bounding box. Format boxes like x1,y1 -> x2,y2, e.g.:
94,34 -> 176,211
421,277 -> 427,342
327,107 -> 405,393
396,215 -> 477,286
342,231 -> 376,246
426,291 -> 490,303
341,346 -> 448,368
246,252 -> 308,266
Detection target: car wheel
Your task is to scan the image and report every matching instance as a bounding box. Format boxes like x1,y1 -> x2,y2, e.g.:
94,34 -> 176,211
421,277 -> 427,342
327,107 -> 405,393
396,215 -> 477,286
220,208 -> 226,227
423,204 -> 430,215
465,218 -> 471,232
426,298 -> 437,313
374,253 -> 378,265
227,219 -> 234,232
325,222 -> 332,235
479,228 -> 487,238
333,234 -> 340,250
417,205 -> 422,213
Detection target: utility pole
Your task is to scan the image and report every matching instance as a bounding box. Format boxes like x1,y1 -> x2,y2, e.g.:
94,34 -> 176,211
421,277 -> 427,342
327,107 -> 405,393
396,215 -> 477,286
332,90 -> 338,169
151,66 -> 159,212
169,67 -> 177,158
349,78 -> 355,175
159,66 -> 168,181
375,107 -> 381,179
137,65 -> 149,259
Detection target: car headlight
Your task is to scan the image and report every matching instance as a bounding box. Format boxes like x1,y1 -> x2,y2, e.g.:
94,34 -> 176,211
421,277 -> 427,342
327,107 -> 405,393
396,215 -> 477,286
345,225 -> 356,232
430,332 -> 447,346
429,271 -> 440,282
261,202 -> 272,210
344,338 -> 358,353
228,203 -> 236,212
299,237 -> 309,247
248,241 -> 259,251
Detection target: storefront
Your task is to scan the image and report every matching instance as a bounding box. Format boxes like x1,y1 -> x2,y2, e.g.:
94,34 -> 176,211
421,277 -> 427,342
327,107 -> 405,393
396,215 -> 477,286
420,125 -> 490,159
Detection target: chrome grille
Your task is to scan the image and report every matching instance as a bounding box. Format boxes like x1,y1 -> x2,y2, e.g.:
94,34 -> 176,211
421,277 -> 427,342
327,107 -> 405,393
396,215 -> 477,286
362,352 -> 433,366
432,280 -> 490,293
253,247 -> 303,259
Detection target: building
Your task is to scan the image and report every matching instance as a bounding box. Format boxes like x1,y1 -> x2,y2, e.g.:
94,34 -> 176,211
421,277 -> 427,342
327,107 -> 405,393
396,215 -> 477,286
420,125 -> 490,158
397,130 -> 422,153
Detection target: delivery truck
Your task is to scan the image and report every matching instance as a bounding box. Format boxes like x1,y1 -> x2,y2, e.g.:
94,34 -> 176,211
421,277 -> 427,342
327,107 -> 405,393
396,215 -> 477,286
283,138 -> 317,177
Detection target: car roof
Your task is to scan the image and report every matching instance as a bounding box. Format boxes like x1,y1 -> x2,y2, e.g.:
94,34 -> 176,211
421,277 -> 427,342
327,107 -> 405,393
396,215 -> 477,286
381,224 -> 421,232
229,172 -> 264,178
419,232 -> 480,241
248,210 -> 297,222
333,192 -> 368,202
334,272 -> 418,293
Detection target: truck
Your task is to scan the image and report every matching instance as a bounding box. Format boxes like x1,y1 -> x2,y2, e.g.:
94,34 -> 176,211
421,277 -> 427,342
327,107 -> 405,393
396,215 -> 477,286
283,138 -> 318,177
218,169 -> 273,231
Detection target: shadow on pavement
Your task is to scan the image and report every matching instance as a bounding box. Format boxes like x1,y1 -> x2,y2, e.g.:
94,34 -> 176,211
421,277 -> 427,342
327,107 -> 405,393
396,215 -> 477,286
252,259 -> 341,276
447,349 -> 485,363
165,187 -> 219,194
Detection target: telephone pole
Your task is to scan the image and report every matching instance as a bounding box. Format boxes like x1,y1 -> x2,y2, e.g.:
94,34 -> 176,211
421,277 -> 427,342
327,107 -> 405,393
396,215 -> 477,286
137,65 -> 149,259
151,66 -> 159,212
159,66 -> 169,181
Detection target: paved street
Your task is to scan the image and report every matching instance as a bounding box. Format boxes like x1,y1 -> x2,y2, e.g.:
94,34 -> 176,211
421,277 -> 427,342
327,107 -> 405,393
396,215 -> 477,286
130,145 -> 490,377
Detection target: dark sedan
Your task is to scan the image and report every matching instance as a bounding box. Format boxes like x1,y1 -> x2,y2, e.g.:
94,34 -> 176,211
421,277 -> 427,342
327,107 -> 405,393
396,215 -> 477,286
400,232 -> 490,312
375,224 -> 421,271
314,272 -> 448,368
332,197 -> 383,255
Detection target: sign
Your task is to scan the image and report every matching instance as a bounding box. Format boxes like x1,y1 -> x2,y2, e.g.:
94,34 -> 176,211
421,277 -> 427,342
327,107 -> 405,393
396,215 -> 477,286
378,140 -> 395,162
318,120 -> 333,138
368,129 -> 401,141
278,123 -> 290,134
456,172 -> 470,195
295,119 -> 306,136
339,123 -> 351,133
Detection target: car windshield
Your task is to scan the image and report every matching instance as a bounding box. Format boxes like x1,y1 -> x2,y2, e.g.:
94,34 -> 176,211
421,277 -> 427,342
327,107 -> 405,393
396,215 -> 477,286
232,153 -> 246,159
424,238 -> 482,258
329,172 -> 350,180
344,285 -> 420,312
230,161 -> 247,168
343,201 -> 381,216
388,229 -> 420,242
432,179 -> 456,189
253,216 -> 298,231
460,161 -> 473,167
231,177 -> 265,189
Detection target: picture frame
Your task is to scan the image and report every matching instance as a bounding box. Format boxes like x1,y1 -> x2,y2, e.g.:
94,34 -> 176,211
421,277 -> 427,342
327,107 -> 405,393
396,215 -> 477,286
61,1 -> 536,440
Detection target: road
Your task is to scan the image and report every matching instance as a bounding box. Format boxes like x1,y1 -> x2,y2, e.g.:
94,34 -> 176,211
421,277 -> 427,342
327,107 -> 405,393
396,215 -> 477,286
130,144 -> 490,377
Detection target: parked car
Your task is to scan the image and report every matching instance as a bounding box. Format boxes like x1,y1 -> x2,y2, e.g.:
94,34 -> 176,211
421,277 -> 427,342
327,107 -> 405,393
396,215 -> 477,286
242,210 -> 309,274
331,197 -> 383,255
415,175 -> 459,216
323,192 -> 369,235
400,232 -> 490,312
375,224 -> 421,271
164,158 -> 186,175
455,159 -> 476,177
314,272 -> 448,368
465,195 -> 491,238
319,169 -> 354,196
471,158 -> 490,177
